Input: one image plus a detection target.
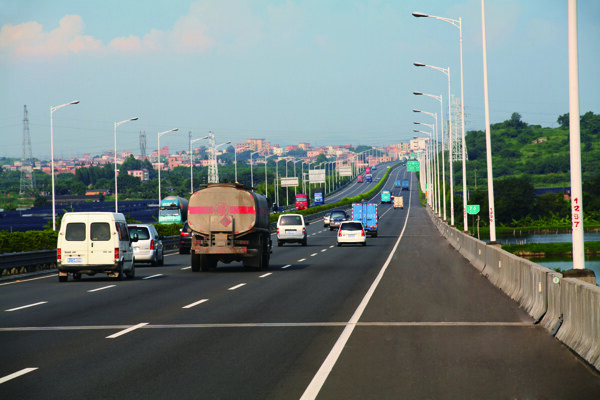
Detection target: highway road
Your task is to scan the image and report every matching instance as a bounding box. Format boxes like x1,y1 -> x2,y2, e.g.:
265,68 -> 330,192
1,164 -> 600,399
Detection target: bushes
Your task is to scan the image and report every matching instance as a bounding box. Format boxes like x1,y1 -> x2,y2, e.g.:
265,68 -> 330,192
0,230 -> 58,254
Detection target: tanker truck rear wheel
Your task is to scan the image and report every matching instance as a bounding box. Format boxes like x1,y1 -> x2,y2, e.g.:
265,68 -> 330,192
191,253 -> 200,272
201,255 -> 217,271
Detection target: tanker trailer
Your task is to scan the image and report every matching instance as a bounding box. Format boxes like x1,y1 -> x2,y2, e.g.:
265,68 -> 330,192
187,182 -> 272,271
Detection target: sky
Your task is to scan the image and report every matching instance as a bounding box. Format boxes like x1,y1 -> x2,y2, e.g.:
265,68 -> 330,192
1,0 -> 599,160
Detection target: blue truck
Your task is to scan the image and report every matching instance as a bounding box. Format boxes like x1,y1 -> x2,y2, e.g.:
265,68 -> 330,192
313,186 -> 325,206
401,179 -> 410,191
365,174 -> 373,183
352,202 -> 378,237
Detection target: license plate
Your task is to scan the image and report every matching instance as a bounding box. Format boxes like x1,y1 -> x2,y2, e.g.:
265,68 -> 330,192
285,230 -> 295,233
348,234 -> 356,238
133,247 -> 140,252
67,257 -> 82,263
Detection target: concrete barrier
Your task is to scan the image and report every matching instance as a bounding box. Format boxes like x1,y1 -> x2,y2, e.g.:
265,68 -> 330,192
541,272 -> 563,334
555,278 -> 600,371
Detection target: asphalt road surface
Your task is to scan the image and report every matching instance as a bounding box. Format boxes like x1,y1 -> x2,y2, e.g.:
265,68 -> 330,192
2,164 -> 600,399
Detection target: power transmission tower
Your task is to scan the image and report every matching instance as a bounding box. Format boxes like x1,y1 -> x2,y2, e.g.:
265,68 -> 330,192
207,131 -> 218,183
139,131 -> 146,159
451,97 -> 468,162
20,105 -> 36,195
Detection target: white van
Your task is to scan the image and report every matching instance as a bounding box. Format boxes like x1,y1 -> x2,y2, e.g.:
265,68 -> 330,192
57,212 -> 137,282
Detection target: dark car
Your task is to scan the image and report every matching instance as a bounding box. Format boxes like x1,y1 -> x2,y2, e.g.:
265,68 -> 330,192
179,221 -> 192,254
328,210 -> 349,230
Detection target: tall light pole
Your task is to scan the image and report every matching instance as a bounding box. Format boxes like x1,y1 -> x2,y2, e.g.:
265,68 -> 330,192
190,135 -> 209,193
212,141 -> 231,184
413,62 -> 453,225
265,154 -> 276,198
414,130 -> 433,207
50,100 -> 79,231
114,117 -> 138,212
414,112 -> 440,217
157,128 -> 178,206
414,91 -> 448,222
414,121 -> 438,215
250,151 -> 260,188
413,11 -> 467,232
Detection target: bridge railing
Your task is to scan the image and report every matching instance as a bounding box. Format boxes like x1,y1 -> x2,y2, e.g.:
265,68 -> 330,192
427,207 -> 600,372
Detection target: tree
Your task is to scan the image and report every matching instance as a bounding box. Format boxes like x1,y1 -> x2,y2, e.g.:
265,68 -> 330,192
493,176 -> 535,224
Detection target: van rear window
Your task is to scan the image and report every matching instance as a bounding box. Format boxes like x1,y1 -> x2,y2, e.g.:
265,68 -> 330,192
279,215 -> 303,226
65,223 -> 86,241
91,222 -> 111,241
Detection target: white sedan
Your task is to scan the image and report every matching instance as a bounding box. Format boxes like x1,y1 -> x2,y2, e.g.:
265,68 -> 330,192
337,221 -> 366,246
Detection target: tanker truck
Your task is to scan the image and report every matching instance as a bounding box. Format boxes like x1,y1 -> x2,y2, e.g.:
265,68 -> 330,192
187,182 -> 272,271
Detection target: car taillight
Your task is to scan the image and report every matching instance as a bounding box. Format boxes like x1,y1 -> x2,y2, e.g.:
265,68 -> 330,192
302,228 -> 306,234
150,239 -> 155,250
114,247 -> 119,260
338,228 -> 342,237
181,232 -> 189,237
57,248 -> 61,261
361,229 -> 365,237
277,228 -> 280,234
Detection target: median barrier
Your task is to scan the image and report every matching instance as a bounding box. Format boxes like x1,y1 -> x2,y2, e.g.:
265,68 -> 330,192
517,259 -> 548,322
540,271 -> 563,333
555,278 -> 600,371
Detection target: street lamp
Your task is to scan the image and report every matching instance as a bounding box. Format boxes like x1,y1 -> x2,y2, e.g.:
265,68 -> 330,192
414,121 -> 438,214
414,112 -> 440,217
114,117 -> 138,212
413,63 -> 453,225
157,128 -> 178,207
214,141 -> 231,184
414,93 -> 448,223
413,10 -> 468,231
190,135 -> 209,193
250,151 -> 260,188
265,154 -> 276,198
414,129 -> 434,207
50,100 -> 79,231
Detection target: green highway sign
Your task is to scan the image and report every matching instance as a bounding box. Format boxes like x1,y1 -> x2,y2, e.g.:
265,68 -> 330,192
466,205 -> 480,215
407,160 -> 420,172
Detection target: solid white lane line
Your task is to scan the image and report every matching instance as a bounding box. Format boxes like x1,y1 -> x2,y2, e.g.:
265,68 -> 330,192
0,367 -> 38,384
298,258 -> 306,262
106,323 -> 148,339
228,283 -> 246,291
183,299 -> 209,309
300,180 -> 413,400
259,273 -> 272,278
5,302 -> 47,312
88,285 -> 116,293
282,265 -> 292,269
143,274 -> 163,280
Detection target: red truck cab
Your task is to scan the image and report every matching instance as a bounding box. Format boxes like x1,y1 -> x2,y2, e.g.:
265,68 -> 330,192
357,175 -> 364,183
295,194 -> 309,210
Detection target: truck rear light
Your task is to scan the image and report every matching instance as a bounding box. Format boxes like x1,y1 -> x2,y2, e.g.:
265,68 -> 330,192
114,248 -> 119,260
150,239 -> 155,250
57,248 -> 61,261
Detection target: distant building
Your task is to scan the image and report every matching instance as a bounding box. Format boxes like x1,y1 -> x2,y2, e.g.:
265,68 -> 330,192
128,169 -> 149,181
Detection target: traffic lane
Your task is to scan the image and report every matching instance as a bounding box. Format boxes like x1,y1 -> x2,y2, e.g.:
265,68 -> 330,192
315,192 -> 600,398
0,224 -> 399,399
318,325 -> 600,400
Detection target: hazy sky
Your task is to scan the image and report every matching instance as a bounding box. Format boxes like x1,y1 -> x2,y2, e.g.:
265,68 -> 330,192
1,0 -> 598,159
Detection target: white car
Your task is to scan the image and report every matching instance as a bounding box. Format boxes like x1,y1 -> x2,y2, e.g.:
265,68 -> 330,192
277,214 -> 308,246
337,221 -> 366,246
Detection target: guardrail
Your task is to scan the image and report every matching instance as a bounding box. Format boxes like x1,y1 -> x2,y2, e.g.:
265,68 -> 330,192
426,207 -> 600,372
0,235 -> 180,277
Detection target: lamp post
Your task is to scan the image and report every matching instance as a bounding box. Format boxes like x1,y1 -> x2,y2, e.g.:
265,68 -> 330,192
157,128 -> 178,207
414,129 -> 433,207
190,135 -> 209,193
265,154 -> 276,198
414,92 -> 447,222
414,121 -> 438,214
413,62 -> 453,225
214,141 -> 231,184
114,117 -> 138,212
413,10 -> 468,232
50,100 -> 79,231
414,113 -> 440,217
250,151 -> 260,188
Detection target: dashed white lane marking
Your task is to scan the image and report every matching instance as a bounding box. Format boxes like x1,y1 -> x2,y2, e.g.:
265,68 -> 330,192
311,253 -> 318,257
0,368 -> 38,384
321,249 -> 327,253
143,274 -> 163,280
5,301 -> 47,312
329,245 -> 335,248
298,258 -> 306,262
88,285 -> 116,293
228,283 -> 246,291
106,322 -> 148,339
182,266 -> 191,270
259,273 -> 272,278
183,299 -> 209,309
282,265 -> 292,269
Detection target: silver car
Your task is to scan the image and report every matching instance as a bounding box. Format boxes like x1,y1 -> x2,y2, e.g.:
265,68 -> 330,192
129,224 -> 164,266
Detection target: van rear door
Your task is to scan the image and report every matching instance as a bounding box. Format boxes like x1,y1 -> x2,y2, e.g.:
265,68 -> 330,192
62,216 -> 89,265
89,220 -> 116,266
